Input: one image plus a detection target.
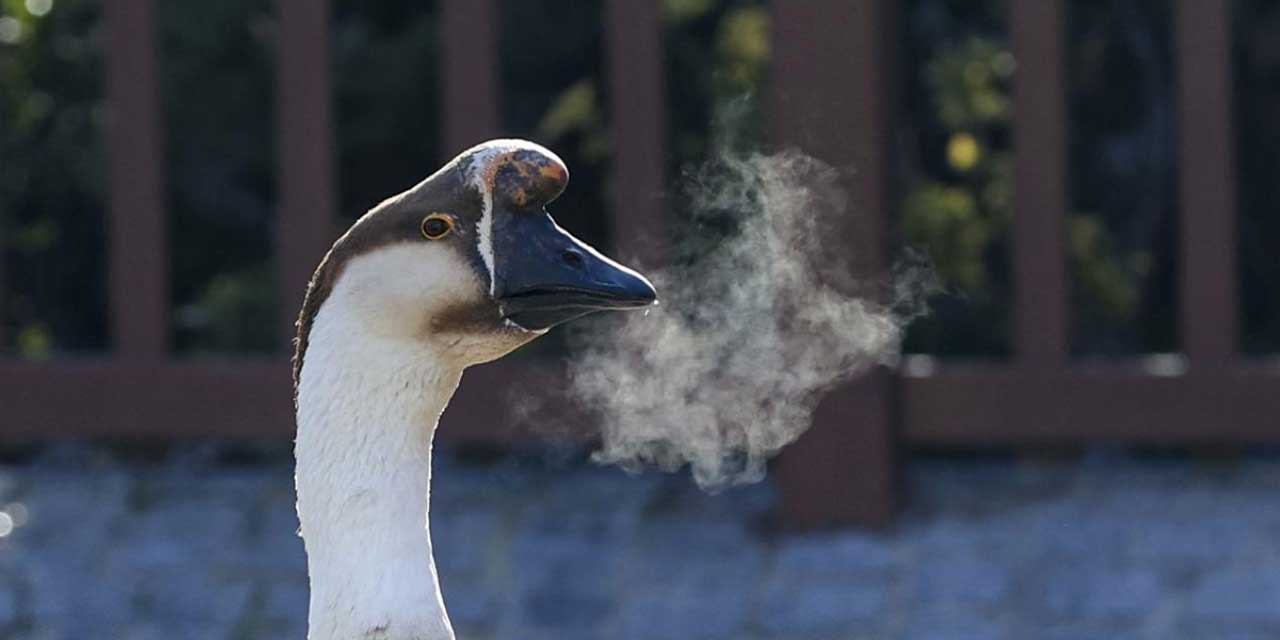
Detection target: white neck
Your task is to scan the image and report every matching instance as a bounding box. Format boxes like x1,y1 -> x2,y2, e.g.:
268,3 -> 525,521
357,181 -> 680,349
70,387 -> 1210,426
295,298 -> 462,640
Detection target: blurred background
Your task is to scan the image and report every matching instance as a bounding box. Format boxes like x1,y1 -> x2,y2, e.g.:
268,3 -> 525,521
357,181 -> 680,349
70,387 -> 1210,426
2,0 -> 1280,638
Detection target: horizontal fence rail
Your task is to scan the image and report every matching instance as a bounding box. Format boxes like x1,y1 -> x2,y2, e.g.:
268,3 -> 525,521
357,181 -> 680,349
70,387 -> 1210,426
1,0 -> 1277,528
903,362 -> 1280,445
0,360 -> 566,445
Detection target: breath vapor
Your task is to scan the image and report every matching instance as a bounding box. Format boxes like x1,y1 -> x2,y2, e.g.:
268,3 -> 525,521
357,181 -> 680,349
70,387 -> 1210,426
549,142 -> 932,489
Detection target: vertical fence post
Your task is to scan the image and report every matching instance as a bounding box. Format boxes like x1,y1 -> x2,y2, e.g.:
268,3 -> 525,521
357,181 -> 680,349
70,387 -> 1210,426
105,0 -> 167,360
771,0 -> 898,528
1176,0 -> 1237,366
0,213 -> 5,350
276,0 -> 337,349
441,0 -> 500,154
1011,0 -> 1069,366
605,0 -> 668,266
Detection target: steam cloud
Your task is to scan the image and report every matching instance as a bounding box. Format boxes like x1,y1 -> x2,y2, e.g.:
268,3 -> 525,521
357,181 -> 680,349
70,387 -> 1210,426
560,145 -> 931,490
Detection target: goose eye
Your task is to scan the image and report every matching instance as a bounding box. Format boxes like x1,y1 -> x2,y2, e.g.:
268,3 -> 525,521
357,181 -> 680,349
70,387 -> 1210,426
421,213 -> 454,240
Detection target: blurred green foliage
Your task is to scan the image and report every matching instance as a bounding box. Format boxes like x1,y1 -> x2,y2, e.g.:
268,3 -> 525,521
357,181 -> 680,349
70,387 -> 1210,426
898,1 -> 1014,356
900,0 -> 1185,356
160,0 -> 277,355
499,0 -> 609,255
0,0 -> 105,358
665,0 -> 770,168
660,0 -> 771,278
333,1 -> 442,223
1065,0 -> 1177,355
490,0 -> 771,360
1236,0 -> 1280,354
1,0 -> 1277,359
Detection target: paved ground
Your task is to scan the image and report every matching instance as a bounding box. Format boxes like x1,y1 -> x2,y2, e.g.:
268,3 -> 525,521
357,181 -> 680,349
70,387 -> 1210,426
0,444 -> 1278,639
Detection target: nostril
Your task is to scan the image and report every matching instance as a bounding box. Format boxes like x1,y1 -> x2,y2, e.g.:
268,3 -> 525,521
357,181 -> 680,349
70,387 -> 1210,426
561,249 -> 585,268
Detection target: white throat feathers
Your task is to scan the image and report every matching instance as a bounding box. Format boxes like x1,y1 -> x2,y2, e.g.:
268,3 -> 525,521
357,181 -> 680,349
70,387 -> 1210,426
294,245 -> 533,640
295,249 -> 463,640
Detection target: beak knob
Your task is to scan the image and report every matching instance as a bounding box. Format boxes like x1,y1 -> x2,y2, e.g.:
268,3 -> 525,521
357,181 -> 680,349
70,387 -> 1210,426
489,148 -> 569,210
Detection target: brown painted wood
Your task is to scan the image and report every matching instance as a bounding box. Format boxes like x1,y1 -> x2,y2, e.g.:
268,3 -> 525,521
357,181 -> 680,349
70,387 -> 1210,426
1011,0 -> 1069,364
771,2 -> 892,275
904,363 -> 1280,445
0,361 -> 292,438
0,212 -> 6,350
105,0 -> 167,360
10,359 -> 1277,450
10,0 -> 1265,536
771,0 -> 897,527
1176,0 -> 1237,365
439,360 -> 593,446
441,0 -> 500,156
777,374 -> 896,529
605,0 -> 668,266
0,360 -> 572,443
276,0 -> 338,349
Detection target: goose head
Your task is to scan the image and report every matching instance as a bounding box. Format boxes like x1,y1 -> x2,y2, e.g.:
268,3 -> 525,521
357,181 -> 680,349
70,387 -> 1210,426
294,139 -> 657,376
293,140 -> 657,640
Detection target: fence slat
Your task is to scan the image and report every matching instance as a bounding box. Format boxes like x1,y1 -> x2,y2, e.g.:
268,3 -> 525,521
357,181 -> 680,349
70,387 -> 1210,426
0,215 -> 6,350
771,0 -> 897,528
105,0 -> 167,360
1011,0 -> 1068,365
276,0 -> 337,347
1176,0 -> 1237,365
605,0 -> 667,266
442,0 -> 500,154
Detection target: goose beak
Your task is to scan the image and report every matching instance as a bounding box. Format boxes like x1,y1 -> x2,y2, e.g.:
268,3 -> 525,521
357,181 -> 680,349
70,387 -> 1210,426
492,213 -> 657,331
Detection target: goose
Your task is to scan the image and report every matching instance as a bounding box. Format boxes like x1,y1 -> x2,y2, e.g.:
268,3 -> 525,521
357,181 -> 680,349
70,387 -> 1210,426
291,139 -> 657,640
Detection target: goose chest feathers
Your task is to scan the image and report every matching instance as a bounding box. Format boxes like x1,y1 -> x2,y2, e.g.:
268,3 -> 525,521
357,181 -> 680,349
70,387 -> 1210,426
292,139 -> 656,640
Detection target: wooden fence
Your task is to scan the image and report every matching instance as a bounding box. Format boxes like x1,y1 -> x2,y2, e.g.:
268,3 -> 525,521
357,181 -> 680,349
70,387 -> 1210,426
3,0 -> 1277,528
